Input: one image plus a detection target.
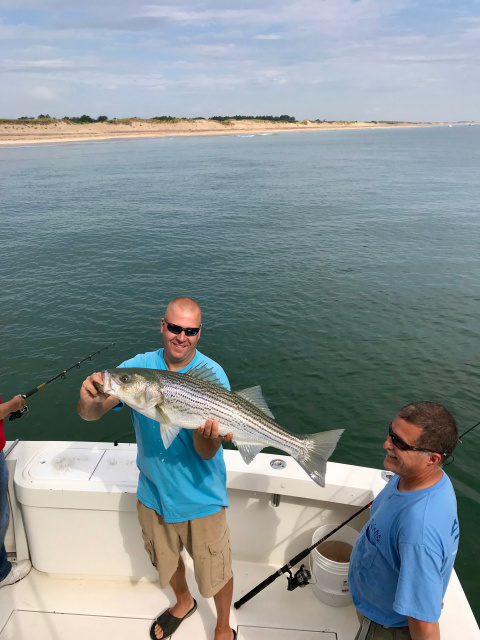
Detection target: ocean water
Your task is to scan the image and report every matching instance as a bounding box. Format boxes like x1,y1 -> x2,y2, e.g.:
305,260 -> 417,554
1,126 -> 479,621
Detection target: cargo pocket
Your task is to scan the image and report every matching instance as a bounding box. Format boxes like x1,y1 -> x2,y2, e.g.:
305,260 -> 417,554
141,530 -> 157,568
208,527 -> 231,591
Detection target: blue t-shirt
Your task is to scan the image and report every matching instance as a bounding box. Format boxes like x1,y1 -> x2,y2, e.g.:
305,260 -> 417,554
114,348 -> 230,523
348,472 -> 459,627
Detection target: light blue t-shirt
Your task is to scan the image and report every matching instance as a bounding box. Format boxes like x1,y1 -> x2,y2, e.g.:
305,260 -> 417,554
348,472 -> 459,627
114,348 -> 230,523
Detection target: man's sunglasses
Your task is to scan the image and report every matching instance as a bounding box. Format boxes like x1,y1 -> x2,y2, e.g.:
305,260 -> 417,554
388,423 -> 446,456
163,319 -> 201,337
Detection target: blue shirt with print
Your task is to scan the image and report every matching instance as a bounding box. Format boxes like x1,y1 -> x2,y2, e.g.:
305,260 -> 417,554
348,472 -> 459,626
114,348 -> 230,523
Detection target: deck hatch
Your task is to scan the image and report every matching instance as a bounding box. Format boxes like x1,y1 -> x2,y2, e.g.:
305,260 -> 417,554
237,626 -> 336,639
0,611 -> 151,640
27,447 -> 105,481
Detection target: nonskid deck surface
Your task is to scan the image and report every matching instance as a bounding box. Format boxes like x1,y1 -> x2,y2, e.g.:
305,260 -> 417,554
0,557 -> 356,640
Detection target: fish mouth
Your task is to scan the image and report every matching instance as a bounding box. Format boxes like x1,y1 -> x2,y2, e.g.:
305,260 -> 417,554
96,370 -> 120,397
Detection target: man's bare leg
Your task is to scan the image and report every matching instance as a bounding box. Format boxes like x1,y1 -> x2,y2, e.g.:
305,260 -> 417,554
213,576 -> 234,640
154,556 -> 195,640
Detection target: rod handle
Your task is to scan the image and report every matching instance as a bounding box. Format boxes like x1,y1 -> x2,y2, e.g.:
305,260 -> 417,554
23,387 -> 42,398
234,570 -> 281,609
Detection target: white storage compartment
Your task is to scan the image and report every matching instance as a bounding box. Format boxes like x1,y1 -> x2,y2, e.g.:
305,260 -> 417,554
14,442 -> 158,579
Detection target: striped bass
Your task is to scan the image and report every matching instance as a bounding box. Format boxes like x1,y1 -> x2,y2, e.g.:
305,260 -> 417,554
97,365 -> 344,487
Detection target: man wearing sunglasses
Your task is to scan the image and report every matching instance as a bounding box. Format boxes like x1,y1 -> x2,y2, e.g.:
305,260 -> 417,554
78,297 -> 235,640
348,402 -> 459,640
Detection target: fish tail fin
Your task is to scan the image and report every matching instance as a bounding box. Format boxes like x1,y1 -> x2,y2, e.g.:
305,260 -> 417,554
295,429 -> 344,488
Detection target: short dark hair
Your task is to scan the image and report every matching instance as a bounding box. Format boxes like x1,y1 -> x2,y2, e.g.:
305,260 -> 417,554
397,401 -> 458,461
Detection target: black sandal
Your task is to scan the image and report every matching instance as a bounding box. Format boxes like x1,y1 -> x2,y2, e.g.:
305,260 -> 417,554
149,599 -> 197,640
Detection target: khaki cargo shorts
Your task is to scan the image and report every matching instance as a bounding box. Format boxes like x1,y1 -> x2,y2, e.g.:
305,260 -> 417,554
355,611 -> 412,640
137,501 -> 232,598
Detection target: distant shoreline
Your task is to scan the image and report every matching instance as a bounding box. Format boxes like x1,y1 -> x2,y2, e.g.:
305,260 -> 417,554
0,118 -> 454,146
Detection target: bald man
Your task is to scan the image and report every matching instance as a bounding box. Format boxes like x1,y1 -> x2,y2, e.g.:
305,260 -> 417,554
78,297 -> 236,640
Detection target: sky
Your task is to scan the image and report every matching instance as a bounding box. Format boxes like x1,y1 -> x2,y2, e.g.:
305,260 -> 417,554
1,0 -> 479,122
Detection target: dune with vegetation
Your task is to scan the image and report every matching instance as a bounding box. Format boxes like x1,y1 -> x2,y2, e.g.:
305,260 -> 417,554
0,115 -> 444,145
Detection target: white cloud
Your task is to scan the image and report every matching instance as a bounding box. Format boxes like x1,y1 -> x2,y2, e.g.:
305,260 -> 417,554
30,86 -> 58,100
189,43 -> 239,57
139,6 -> 272,25
16,44 -> 58,55
0,55 -> 99,73
0,58 -> 66,72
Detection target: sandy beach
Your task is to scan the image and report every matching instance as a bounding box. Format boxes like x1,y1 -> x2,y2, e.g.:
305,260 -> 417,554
0,118 -> 440,145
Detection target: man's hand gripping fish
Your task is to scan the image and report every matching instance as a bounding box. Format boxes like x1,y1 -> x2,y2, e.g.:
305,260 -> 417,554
96,365 -> 343,487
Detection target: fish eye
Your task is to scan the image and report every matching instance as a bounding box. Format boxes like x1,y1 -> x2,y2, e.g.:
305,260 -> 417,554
120,374 -> 130,383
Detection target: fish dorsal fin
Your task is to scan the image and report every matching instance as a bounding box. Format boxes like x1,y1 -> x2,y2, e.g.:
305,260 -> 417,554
235,386 -> 274,419
160,422 -> 181,449
185,364 -> 223,386
235,442 -> 266,465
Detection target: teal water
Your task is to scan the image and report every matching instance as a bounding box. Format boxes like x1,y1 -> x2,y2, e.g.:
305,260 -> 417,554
1,126 -> 479,621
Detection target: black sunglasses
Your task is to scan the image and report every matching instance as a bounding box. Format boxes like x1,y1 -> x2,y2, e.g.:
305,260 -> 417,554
163,319 -> 201,337
388,423 -> 446,456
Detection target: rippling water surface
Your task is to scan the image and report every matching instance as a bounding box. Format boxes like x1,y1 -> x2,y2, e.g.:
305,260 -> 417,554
1,126 -> 479,621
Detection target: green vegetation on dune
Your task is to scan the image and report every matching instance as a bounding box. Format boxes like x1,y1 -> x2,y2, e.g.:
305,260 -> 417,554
1,116 -> 57,124
1,114 -> 420,127
1,114 -> 108,124
209,114 -> 297,123
151,116 -> 184,122
2,114 -> 291,127
62,114 -> 109,123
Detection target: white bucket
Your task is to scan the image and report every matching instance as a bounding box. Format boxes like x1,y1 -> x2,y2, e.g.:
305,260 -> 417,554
310,524 -> 358,608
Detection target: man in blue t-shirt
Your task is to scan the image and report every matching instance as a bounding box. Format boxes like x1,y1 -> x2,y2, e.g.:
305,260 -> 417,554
348,402 -> 459,640
78,297 -> 236,640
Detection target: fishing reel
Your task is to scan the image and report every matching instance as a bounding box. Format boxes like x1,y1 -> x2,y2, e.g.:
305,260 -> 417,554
9,395 -> 28,421
9,405 -> 28,421
286,564 -> 311,591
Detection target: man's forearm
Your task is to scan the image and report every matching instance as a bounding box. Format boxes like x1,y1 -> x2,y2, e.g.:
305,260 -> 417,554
77,399 -> 111,421
0,397 -> 24,420
408,618 -> 440,640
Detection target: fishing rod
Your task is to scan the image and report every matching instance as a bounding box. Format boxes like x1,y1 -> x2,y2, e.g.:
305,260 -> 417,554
8,343 -> 115,421
441,421 -> 478,465
234,499 -> 373,609
458,421 -> 480,441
